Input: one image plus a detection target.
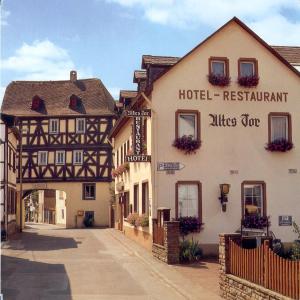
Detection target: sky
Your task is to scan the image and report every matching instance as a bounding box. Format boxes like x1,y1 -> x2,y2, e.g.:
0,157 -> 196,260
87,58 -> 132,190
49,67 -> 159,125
1,0 -> 300,102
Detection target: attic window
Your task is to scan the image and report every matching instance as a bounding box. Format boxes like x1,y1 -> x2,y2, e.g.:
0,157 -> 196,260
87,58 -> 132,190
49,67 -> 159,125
31,95 -> 42,110
69,94 -> 79,109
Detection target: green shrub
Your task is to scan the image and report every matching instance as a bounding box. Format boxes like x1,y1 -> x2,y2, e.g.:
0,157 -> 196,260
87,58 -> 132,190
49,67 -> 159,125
136,214 -> 149,227
179,239 -> 203,263
291,241 -> 300,261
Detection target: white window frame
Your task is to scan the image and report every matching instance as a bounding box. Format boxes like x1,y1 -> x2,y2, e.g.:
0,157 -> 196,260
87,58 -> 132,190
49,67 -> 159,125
243,183 -> 264,217
270,115 -> 289,142
49,119 -> 59,134
38,151 -> 48,166
177,112 -> 198,140
211,60 -> 226,76
55,151 -> 65,165
76,118 -> 86,133
73,150 -> 83,165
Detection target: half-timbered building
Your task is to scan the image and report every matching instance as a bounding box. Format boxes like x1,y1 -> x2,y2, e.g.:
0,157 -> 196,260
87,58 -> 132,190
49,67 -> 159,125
0,114 -> 19,238
1,71 -> 116,228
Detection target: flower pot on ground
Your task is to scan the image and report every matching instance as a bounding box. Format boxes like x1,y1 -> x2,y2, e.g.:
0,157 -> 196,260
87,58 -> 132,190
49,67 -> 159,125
135,214 -> 149,227
127,213 -> 139,226
265,139 -> 293,152
179,239 -> 203,263
238,75 -> 259,87
208,74 -> 230,87
173,135 -> 201,154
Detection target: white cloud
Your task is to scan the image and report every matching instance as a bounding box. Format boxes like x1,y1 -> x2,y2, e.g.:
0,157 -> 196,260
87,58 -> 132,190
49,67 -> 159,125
104,0 -> 300,44
1,9 -> 10,26
108,87 -> 121,99
1,40 -> 93,81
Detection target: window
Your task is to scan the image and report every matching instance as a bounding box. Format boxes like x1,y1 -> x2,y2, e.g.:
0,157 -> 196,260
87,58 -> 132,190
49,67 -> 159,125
83,183 -> 96,200
269,113 -> 291,143
176,181 -> 202,220
238,58 -> 258,77
176,110 -> 200,140
73,150 -> 83,165
134,184 -> 139,213
124,192 -> 130,218
242,182 -> 266,217
56,151 -> 65,165
142,182 -> 149,215
209,57 -> 229,76
38,151 -> 48,165
76,118 -> 85,133
49,119 -> 59,134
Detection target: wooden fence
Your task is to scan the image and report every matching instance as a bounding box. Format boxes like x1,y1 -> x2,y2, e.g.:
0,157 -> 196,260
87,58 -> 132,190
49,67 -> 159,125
152,219 -> 164,246
229,239 -> 300,299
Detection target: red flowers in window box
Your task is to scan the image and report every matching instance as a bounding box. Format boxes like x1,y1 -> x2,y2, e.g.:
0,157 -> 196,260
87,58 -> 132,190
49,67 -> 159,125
265,139 -> 293,152
173,135 -> 201,154
208,74 -> 230,87
238,75 -> 259,87
112,162 -> 130,177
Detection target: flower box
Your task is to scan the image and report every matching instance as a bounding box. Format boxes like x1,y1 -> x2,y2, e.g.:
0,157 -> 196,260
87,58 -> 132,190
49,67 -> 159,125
112,162 -> 130,178
238,75 -> 259,87
242,215 -> 269,229
208,74 -> 230,87
265,139 -> 293,152
173,135 -> 201,154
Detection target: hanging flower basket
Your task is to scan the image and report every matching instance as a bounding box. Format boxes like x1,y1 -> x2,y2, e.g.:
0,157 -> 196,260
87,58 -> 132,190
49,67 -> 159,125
238,75 -> 259,87
173,135 -> 201,154
208,74 -> 230,87
112,162 -> 130,178
242,215 -> 270,229
265,139 -> 293,152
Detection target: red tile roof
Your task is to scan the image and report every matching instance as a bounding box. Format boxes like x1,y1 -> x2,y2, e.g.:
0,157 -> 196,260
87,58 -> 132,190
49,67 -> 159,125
272,46 -> 300,65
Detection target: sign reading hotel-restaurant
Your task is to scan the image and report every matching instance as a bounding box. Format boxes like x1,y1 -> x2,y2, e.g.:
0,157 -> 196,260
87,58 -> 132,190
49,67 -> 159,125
125,110 -> 151,163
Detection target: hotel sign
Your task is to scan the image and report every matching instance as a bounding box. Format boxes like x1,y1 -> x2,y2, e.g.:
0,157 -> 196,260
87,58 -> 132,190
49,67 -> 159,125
125,110 -> 151,163
178,89 -> 288,103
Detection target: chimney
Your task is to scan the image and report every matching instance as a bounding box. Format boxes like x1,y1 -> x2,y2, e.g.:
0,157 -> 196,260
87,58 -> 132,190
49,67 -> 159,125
70,70 -> 77,82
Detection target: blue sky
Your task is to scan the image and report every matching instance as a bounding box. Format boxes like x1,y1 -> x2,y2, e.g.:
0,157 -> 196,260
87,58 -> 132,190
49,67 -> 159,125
1,0 -> 300,101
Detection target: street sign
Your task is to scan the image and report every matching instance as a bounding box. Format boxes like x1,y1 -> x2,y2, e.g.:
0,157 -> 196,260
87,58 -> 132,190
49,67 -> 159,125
125,155 -> 151,162
279,215 -> 292,226
124,109 -> 151,117
157,162 -> 185,171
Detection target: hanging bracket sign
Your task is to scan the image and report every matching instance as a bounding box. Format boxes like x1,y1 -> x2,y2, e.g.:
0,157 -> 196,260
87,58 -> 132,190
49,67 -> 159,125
125,109 -> 151,163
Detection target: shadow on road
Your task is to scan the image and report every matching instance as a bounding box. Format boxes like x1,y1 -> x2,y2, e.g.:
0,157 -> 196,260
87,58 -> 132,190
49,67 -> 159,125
4,231 -> 81,251
1,255 -> 72,300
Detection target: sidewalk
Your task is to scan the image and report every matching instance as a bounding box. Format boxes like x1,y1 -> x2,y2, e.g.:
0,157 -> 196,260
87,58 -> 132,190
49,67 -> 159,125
106,229 -> 222,300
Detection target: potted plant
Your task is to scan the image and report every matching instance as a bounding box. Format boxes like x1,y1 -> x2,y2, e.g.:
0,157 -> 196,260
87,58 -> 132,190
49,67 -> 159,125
136,214 -> 149,227
208,74 -> 230,87
238,75 -> 259,87
127,213 -> 139,226
173,135 -> 201,154
265,139 -> 293,152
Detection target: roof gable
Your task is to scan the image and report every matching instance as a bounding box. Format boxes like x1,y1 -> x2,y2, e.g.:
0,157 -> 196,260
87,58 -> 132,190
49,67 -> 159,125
153,17 -> 299,84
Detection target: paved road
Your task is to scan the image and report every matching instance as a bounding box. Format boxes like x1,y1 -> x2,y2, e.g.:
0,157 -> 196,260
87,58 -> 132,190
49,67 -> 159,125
1,223 -> 221,300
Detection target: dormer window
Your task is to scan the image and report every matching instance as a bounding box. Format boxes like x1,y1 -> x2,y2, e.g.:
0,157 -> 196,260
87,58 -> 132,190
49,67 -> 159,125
69,94 -> 79,109
31,95 -> 42,110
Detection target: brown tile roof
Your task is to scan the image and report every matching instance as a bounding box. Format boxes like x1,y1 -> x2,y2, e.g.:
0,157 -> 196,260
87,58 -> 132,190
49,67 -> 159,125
141,55 -> 180,68
272,46 -> 300,65
133,70 -> 147,83
1,78 -> 115,117
119,90 -> 138,99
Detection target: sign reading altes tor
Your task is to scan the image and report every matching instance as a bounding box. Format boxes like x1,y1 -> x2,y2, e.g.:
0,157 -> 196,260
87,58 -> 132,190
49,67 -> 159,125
125,110 -> 151,163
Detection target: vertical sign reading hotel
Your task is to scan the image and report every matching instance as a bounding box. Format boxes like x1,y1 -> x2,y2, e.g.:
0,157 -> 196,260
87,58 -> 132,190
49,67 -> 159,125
125,109 -> 151,162
133,116 -> 142,155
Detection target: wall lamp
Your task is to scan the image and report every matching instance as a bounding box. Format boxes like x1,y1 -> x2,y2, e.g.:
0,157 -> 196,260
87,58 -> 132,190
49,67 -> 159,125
219,184 -> 230,212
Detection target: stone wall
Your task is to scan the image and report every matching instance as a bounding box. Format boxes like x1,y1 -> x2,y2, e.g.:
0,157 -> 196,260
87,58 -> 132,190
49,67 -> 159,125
219,233 -> 292,300
152,221 -> 179,264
